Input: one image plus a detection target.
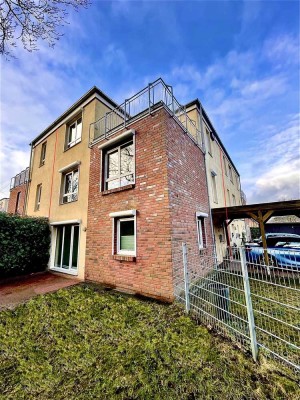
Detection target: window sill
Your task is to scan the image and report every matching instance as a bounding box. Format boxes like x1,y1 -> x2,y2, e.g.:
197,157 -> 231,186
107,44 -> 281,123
113,255 -> 136,262
102,184 -> 135,196
64,140 -> 82,152
60,199 -> 78,205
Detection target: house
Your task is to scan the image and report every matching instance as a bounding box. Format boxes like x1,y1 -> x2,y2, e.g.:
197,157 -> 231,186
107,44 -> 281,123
7,78 -> 245,301
184,100 -> 247,257
0,198 -> 9,213
7,168 -> 29,215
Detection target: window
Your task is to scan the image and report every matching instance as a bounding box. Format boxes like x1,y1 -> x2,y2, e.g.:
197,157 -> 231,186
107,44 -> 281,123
232,194 -> 236,206
40,142 -> 47,166
62,168 -> 79,203
54,224 -> 79,271
109,210 -> 136,257
35,184 -> 42,211
228,165 -> 233,182
104,140 -> 134,190
117,217 -> 135,255
66,117 -> 82,149
227,189 -> 230,206
236,175 -> 240,190
196,212 -> 208,249
15,191 -> 21,214
211,171 -> 218,203
205,127 -> 212,155
223,155 -> 228,175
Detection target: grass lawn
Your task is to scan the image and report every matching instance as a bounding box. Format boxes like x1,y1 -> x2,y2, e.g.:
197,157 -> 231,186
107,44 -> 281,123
0,284 -> 299,400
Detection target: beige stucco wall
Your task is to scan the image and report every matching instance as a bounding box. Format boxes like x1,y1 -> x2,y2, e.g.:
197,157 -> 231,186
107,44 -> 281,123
26,97 -> 112,279
186,105 -> 246,257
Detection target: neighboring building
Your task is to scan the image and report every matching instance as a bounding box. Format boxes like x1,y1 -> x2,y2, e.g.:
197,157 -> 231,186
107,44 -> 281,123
7,78 -> 245,300
0,198 -> 9,213
266,216 -> 300,236
25,87 -> 118,280
184,100 -> 247,257
7,168 -> 29,215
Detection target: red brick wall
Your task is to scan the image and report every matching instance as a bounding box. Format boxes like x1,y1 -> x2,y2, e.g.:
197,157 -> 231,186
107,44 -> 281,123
165,118 -> 214,291
86,109 -> 174,301
85,107 -> 213,301
7,184 -> 28,215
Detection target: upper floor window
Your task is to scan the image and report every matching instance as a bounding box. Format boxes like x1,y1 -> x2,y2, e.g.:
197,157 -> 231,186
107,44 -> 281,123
40,142 -> 47,166
15,191 -> 21,214
104,140 -> 134,190
211,171 -> 218,204
223,155 -> 228,176
62,168 -> 79,203
205,127 -> 212,155
236,175 -> 240,190
35,184 -> 42,211
232,194 -> 236,206
228,165 -> 233,182
66,117 -> 82,149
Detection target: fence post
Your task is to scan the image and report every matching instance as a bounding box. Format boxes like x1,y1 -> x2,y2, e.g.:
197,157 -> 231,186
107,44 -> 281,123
240,247 -> 258,362
182,242 -> 190,313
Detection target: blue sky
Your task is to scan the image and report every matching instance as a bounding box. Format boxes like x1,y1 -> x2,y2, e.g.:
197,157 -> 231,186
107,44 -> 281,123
0,0 -> 299,203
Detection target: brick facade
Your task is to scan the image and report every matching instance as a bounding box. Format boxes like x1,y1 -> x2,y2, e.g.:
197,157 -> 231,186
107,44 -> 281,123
85,107 -> 213,301
7,184 -> 28,215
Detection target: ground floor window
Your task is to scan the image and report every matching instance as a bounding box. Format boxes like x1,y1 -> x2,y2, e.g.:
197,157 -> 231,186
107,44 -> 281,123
117,217 -> 135,255
54,224 -> 79,270
196,212 -> 208,250
109,210 -> 136,257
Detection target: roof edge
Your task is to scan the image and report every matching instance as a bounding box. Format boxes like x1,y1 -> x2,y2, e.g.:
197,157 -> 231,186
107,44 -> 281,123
30,86 -> 118,146
185,98 -> 239,175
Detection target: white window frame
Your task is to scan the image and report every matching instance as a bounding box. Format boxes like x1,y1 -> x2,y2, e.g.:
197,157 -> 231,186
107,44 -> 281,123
223,155 -> 228,176
196,212 -> 208,250
51,223 -> 80,275
205,127 -> 212,155
211,171 -> 218,204
66,117 -> 82,149
61,168 -> 79,204
109,210 -> 136,257
232,194 -> 236,206
35,184 -> 42,211
117,217 -> 135,255
104,139 -> 135,190
229,165 -> 233,182
40,142 -> 47,166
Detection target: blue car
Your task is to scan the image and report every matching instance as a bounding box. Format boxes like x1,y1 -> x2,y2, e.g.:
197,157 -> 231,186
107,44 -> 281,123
245,233 -> 300,269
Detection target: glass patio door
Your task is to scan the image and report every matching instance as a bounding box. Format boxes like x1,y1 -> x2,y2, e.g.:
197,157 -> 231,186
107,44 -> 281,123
54,224 -> 79,271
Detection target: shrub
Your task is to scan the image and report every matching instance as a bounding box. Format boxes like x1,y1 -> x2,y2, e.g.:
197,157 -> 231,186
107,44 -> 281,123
0,213 -> 50,279
250,227 -> 260,240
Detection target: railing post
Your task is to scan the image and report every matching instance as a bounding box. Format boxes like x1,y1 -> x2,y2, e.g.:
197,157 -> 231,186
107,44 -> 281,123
182,242 -> 190,313
240,247 -> 258,362
124,100 -> 127,128
148,83 -> 152,115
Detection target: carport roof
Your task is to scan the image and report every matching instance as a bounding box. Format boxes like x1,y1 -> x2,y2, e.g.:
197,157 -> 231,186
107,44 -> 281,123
212,200 -> 300,225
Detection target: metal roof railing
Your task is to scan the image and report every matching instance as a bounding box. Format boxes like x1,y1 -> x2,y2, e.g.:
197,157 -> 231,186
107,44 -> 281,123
10,167 -> 29,190
89,78 -> 204,150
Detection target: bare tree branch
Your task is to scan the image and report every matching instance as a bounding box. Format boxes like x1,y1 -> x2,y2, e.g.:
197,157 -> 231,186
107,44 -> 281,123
0,0 -> 90,57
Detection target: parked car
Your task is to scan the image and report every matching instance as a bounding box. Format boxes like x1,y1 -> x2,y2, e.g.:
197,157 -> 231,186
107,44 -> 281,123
245,233 -> 300,269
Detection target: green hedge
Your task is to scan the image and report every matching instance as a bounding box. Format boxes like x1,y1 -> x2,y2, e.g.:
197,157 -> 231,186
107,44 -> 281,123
0,213 -> 50,279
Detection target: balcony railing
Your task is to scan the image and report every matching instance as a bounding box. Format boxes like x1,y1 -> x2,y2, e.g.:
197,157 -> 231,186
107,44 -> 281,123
10,167 -> 29,190
89,78 -> 203,149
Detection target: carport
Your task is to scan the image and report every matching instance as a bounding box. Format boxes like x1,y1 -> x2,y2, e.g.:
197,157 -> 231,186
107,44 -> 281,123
212,200 -> 300,264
